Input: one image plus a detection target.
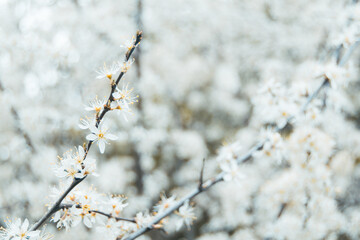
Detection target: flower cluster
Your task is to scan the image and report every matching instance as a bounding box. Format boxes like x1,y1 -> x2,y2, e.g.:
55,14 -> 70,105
217,142 -> 245,181
50,186 -> 129,230
3,1 -> 360,240
53,146 -> 97,181
0,218 -> 50,240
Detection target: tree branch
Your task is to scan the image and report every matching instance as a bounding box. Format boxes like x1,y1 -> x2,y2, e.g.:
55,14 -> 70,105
59,204 -> 136,223
30,31 -> 142,231
124,39 -> 359,240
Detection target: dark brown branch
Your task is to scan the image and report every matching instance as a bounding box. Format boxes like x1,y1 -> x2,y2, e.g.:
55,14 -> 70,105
59,204 -> 136,223
96,31 -> 143,128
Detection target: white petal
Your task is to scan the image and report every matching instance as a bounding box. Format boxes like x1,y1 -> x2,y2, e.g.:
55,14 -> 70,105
98,140 -> 106,154
83,217 -> 93,228
27,230 -> 40,237
89,125 -> 99,134
72,216 -> 82,227
78,146 -> 85,158
105,133 -> 118,141
112,92 -> 121,99
15,218 -> 21,227
86,134 -> 98,141
78,123 -> 89,129
22,219 -> 29,232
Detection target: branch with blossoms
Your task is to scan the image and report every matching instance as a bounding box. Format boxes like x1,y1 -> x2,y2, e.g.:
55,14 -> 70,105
123,38 -> 360,240
0,31 -> 143,240
59,204 -> 136,223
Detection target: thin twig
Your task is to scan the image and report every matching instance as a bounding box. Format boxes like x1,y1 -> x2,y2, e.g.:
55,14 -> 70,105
124,39 -> 359,240
59,204 -> 136,223
31,178 -> 85,230
0,79 -> 36,153
30,31 -> 142,231
198,158 -> 206,191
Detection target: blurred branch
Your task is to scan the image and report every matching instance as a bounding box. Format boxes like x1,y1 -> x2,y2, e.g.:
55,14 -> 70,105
133,0 -> 144,195
0,79 -> 36,153
198,158 -> 206,191
30,31 -> 143,231
124,39 -> 360,240
10,107 -> 36,153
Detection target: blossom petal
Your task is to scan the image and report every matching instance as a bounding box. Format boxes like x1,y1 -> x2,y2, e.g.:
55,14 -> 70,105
83,217 -> 93,228
89,125 -> 99,134
86,134 -> 98,141
105,133 -> 118,141
99,140 -> 106,154
22,219 -> 29,232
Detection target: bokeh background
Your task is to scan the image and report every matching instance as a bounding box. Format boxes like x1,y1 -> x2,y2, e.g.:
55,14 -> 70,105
1,0 -> 360,239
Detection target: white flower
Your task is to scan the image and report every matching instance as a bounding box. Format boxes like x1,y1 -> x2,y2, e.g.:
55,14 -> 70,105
135,212 -> 153,229
217,142 -> 242,163
118,59 -> 134,73
85,97 -> 107,113
220,160 -> 245,182
176,201 -> 196,231
318,62 -> 348,89
112,83 -> 139,109
120,36 -> 136,52
111,82 -> 139,121
96,62 -> 120,81
153,194 -> 177,214
96,218 -> 122,239
86,125 -> 118,154
101,195 -> 128,216
333,25 -> 359,48
0,218 -> 40,240
52,206 -> 82,230
53,146 -> 97,180
253,127 -> 285,164
79,117 -> 94,130
37,228 -> 53,240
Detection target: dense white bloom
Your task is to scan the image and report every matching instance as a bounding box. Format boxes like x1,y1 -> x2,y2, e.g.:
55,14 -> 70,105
217,142 -> 242,163
176,201 -> 196,230
220,160 -> 245,182
86,125 -> 118,154
253,128 -> 285,163
216,142 -> 245,181
332,25 -> 359,48
318,62 -> 348,89
0,218 -> 40,240
253,78 -> 298,128
2,1 -> 360,240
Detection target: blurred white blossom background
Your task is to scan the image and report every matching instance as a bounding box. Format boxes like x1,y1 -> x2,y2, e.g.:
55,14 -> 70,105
1,0 -> 360,239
